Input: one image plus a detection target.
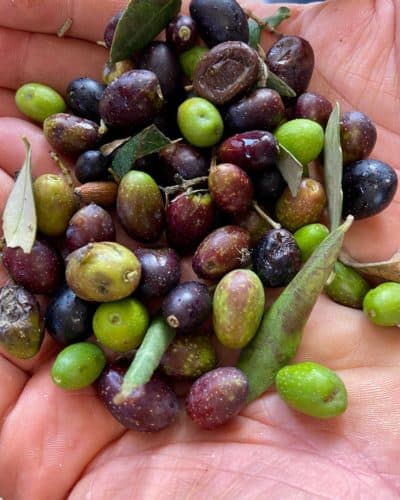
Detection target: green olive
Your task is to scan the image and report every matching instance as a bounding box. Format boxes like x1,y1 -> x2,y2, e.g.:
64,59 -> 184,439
293,223 -> 329,261
15,82 -> 66,123
275,361 -> 348,419
93,298 -> 149,352
179,46 -> 209,79
51,342 -> 106,390
363,282 -> 400,326
325,261 -> 370,309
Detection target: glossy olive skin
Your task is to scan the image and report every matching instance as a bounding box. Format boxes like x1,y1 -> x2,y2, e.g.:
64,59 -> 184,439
43,113 -> 101,156
252,166 -> 287,210
137,42 -> 182,99
340,111 -> 377,164
159,142 -> 209,183
294,92 -> 333,128
233,209 -> 271,246
102,59 -> 135,85
224,88 -> 285,133
166,14 -> 198,52
15,82 -> 66,123
325,261 -> 370,309
208,163 -> 253,214
342,159 -> 398,219
266,36 -> 314,95
45,285 -> 96,345
293,223 -> 329,261
363,282 -> 400,326
219,131 -> 279,173
66,77 -> 105,122
252,228 -> 302,287
75,150 -> 109,184
189,0 -> 249,47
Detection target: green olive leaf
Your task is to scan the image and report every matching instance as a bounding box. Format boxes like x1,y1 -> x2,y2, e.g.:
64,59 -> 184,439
2,138 -> 37,253
112,124 -> 172,177
324,102 -> 343,230
110,0 -> 182,62
248,18 -> 262,49
339,249 -> 400,283
264,6 -> 291,29
277,143 -> 303,196
266,70 -> 296,97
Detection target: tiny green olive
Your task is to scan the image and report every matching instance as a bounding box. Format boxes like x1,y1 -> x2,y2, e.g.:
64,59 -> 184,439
275,361 -> 348,419
15,82 -> 66,123
275,118 -> 325,166
179,46 -> 209,79
363,282 -> 400,326
325,261 -> 370,309
293,223 -> 329,261
51,342 -> 106,390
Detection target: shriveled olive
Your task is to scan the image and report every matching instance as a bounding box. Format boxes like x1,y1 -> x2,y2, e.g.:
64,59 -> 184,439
193,41 -> 261,105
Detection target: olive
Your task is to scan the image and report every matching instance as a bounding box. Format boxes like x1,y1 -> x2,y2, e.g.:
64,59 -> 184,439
294,92 -> 333,128
275,178 -> 327,232
193,41 -> 260,105
208,163 -> 253,214
43,113 -> 101,156
252,228 -> 302,287
158,142 -> 209,183
51,342 -> 106,390
33,173 -> 76,236
104,9 -> 124,48
325,262 -> 370,309
340,111 -> 377,164
66,77 -> 105,122
293,223 -> 329,261
166,14 -> 198,53
15,82 -> 66,123
265,35 -> 315,95
75,150 -> 109,184
65,242 -> 141,302
102,59 -> 135,85
363,282 -> 400,326
252,166 -> 287,210
189,0 -> 249,47
342,159 -> 398,219
0,284 -> 43,359
233,209 -> 271,246
179,46 -> 208,78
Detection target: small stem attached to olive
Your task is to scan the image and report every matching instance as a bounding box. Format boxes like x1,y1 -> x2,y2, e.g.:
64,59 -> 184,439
252,201 -> 281,230
49,151 -> 74,189
160,175 -> 209,197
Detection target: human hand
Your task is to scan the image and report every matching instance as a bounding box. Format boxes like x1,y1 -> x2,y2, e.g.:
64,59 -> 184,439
0,0 -> 399,498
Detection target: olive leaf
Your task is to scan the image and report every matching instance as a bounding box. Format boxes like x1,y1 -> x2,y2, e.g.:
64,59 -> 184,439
266,70 -> 296,98
277,143 -> 303,197
248,18 -> 262,49
110,0 -> 181,62
112,124 -> 172,177
2,138 -> 37,253
264,6 -> 291,29
339,249 -> 400,283
324,102 -> 343,230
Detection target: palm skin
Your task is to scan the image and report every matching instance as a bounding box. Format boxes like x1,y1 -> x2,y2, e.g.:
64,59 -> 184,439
0,0 -> 399,498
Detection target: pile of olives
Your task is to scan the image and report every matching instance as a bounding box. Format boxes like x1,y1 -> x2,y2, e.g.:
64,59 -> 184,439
2,0 -> 398,431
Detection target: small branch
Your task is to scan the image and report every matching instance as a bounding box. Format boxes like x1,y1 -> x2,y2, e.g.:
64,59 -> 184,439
244,9 -> 280,36
57,18 -> 72,37
160,175 -> 209,197
252,201 -> 281,230
49,152 -> 74,188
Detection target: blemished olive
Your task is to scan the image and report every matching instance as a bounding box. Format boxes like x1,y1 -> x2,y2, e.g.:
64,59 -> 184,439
15,82 -> 66,123
293,223 -> 329,261
275,362 -> 348,419
66,242 -> 141,302
325,262 -> 370,309
51,342 -> 106,390
93,298 -> 149,353
363,282 -> 400,326
33,174 -> 76,236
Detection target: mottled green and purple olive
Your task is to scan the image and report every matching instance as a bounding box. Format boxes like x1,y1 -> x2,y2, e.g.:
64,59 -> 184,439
33,174 -> 76,236
213,269 -> 265,349
325,261 -> 370,309
15,82 -> 66,123
233,209 -> 271,246
340,111 -> 377,164
117,170 -> 165,243
275,178 -> 327,232
43,113 -> 101,156
192,225 -> 251,280
160,334 -> 217,378
66,242 -> 141,302
363,282 -> 400,326
0,284 -> 43,359
293,223 -> 329,261
275,362 -> 348,419
208,163 -> 253,214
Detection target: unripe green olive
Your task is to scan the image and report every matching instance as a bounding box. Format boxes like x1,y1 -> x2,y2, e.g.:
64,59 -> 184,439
293,223 -> 329,261
15,82 -> 66,123
325,261 -> 370,309
363,282 -> 400,326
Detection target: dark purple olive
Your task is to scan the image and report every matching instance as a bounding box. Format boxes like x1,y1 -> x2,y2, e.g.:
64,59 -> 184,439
233,209 -> 271,246
66,77 -> 105,122
2,239 -> 63,295
98,363 -> 179,432
166,14 -> 198,52
137,42 -> 182,99
159,142 -> 209,184
252,228 -> 302,287
252,166 -> 287,209
340,111 -> 377,164
104,9 -> 124,48
135,247 -> 181,298
45,285 -> 96,345
162,281 -> 212,332
224,88 -> 285,133
189,0 -> 249,47
294,92 -> 333,128
75,150 -> 109,184
266,36 -> 315,95
342,159 -> 398,219
65,204 -> 116,253
208,163 -> 253,214
219,131 -> 279,173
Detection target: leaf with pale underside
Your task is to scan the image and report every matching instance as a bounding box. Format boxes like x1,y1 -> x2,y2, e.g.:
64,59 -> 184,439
277,143 -> 303,197
2,138 -> 36,253
340,249 -> 400,283
266,70 -> 296,98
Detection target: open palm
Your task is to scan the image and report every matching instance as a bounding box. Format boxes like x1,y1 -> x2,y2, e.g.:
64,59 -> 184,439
0,0 -> 399,498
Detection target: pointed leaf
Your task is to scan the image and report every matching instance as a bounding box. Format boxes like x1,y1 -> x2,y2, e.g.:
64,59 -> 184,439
266,70 -> 296,97
248,18 -> 262,49
277,143 -> 303,197
324,102 -> 343,230
340,249 -> 400,283
110,0 -> 182,62
264,6 -> 291,29
112,124 -> 172,177
2,138 -> 37,253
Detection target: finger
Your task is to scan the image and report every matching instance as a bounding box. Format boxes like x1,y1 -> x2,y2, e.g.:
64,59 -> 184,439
0,356 -> 27,424
0,88 -> 26,119
0,27 -> 107,93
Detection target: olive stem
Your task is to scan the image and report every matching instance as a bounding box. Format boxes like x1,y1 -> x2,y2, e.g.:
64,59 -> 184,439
96,40 -> 108,48
252,201 -> 281,229
49,152 -> 74,189
108,168 -> 121,184
184,84 -> 194,92
210,148 -> 218,169
57,18 -> 72,37
98,119 -> 108,136
160,176 -> 209,197
244,9 -> 281,36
